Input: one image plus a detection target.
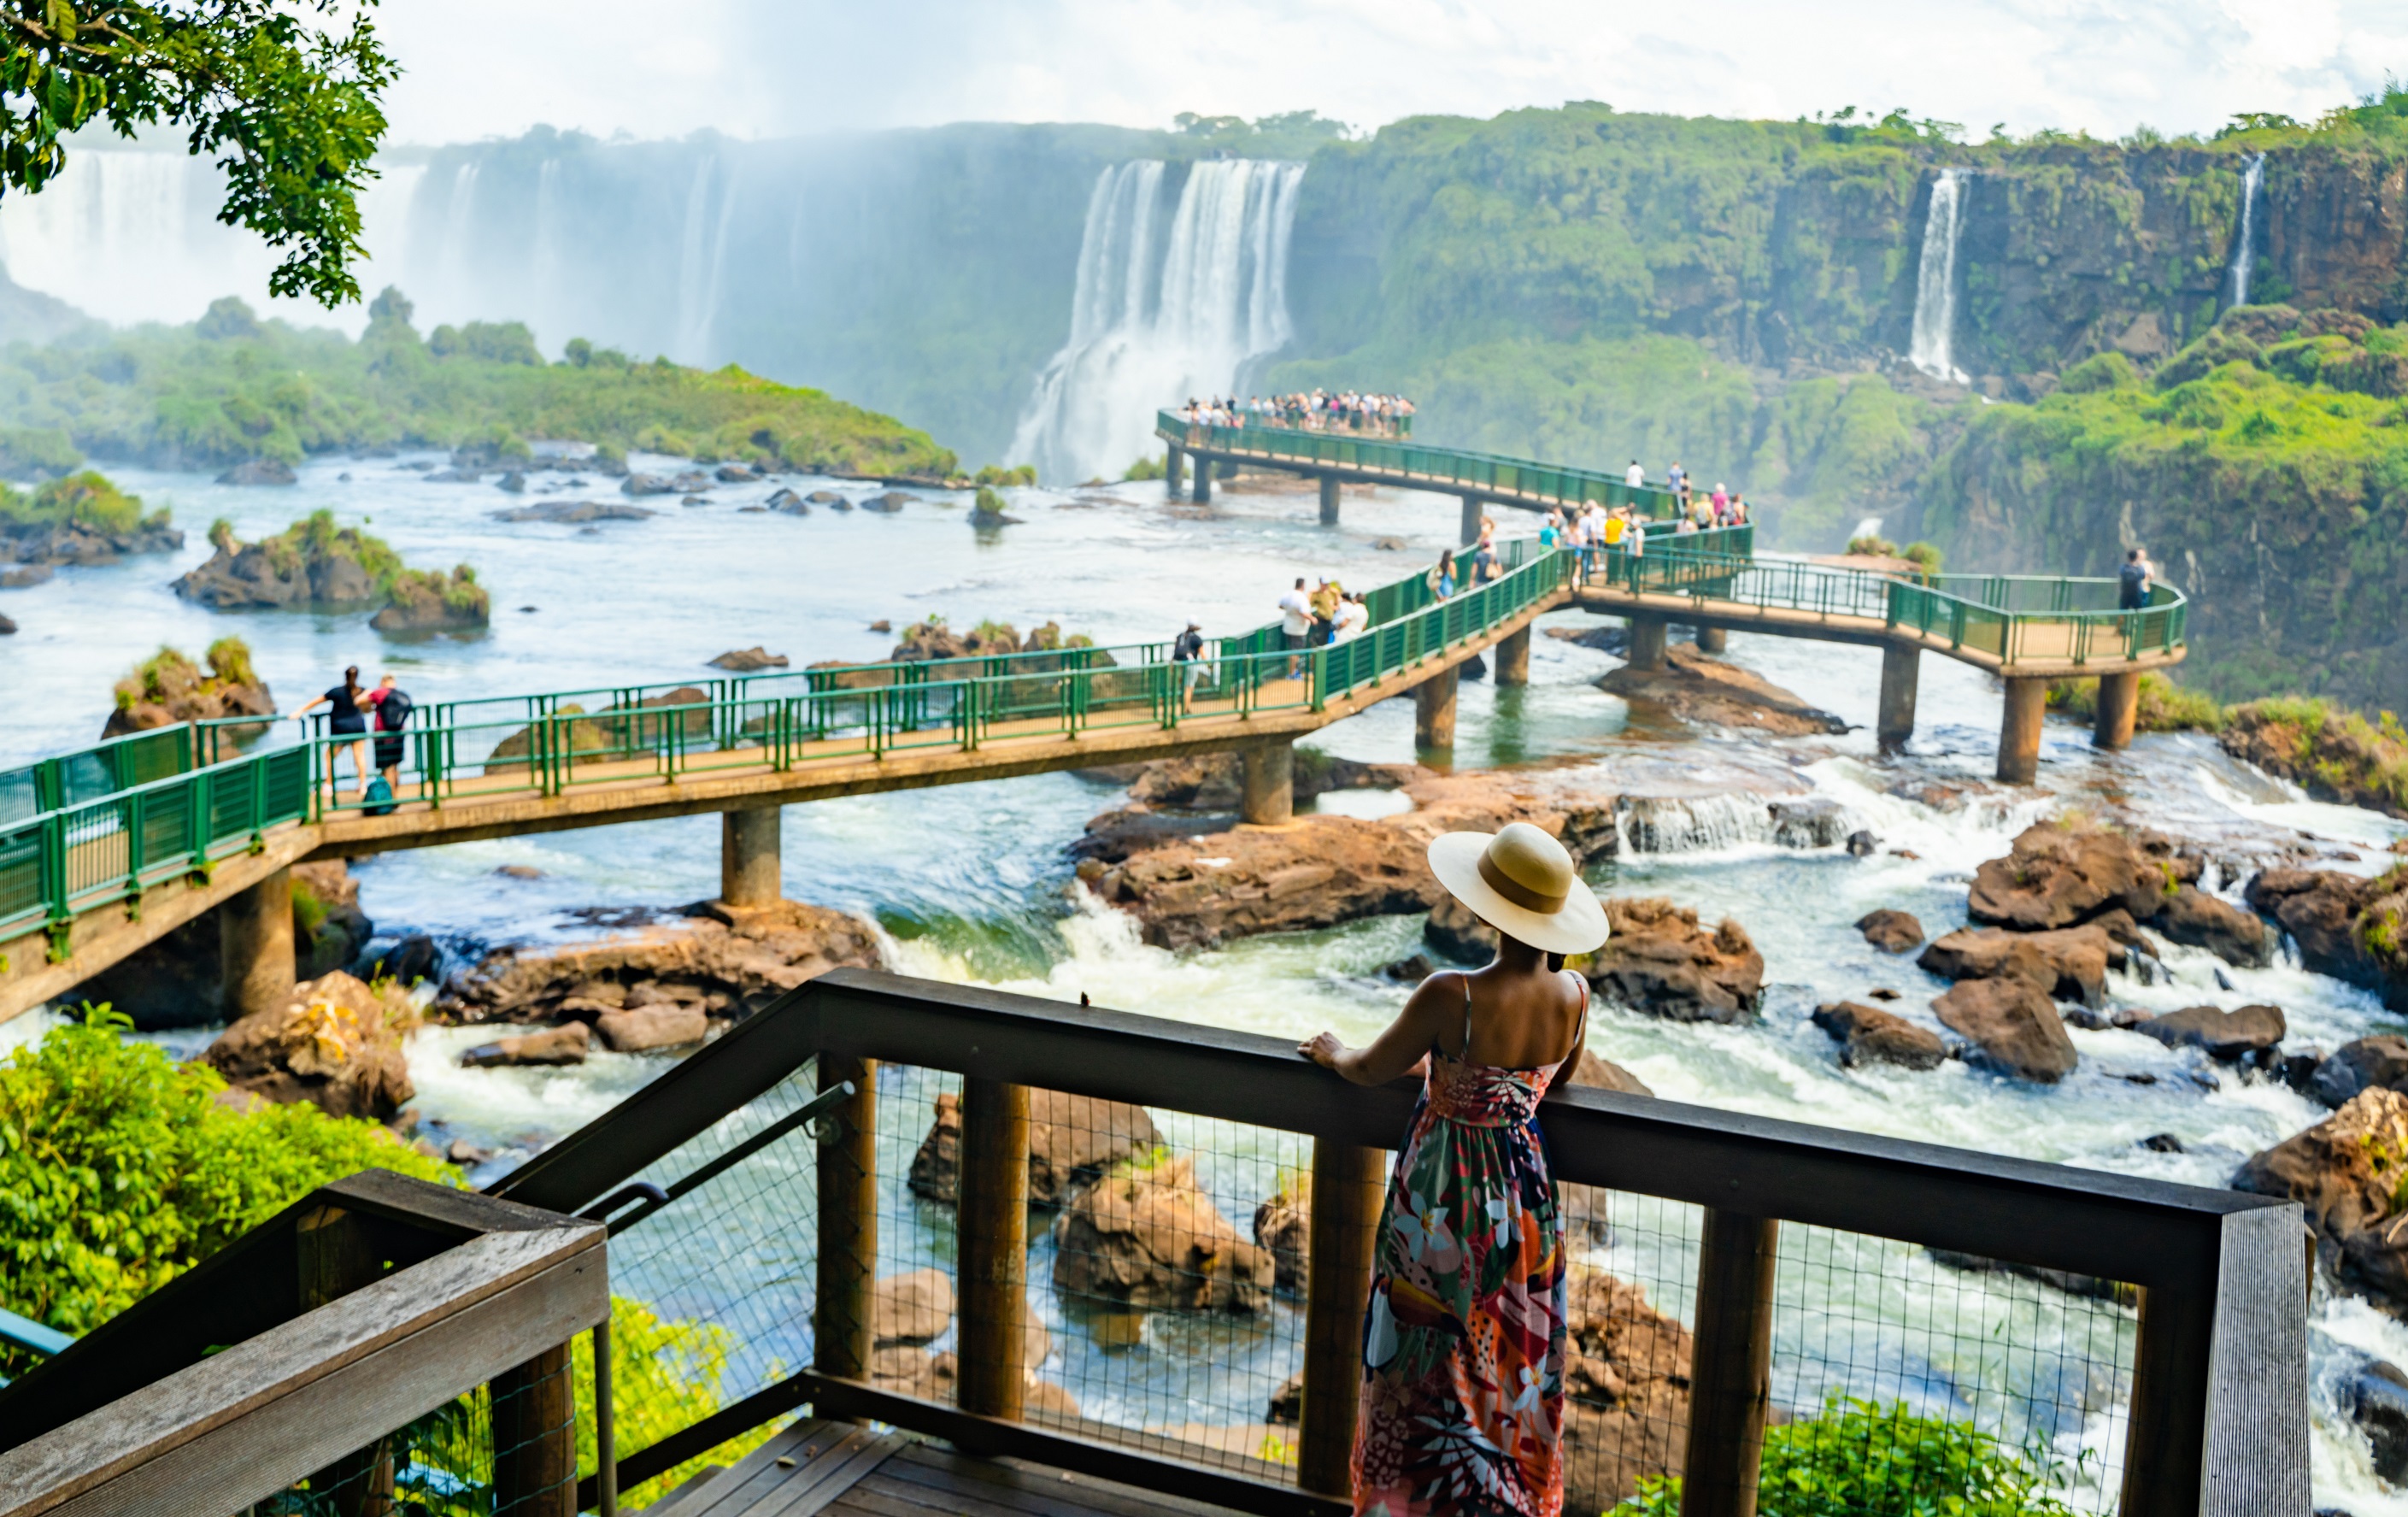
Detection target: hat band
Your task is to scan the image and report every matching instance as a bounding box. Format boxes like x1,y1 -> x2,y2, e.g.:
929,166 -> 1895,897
1477,851 -> 1568,915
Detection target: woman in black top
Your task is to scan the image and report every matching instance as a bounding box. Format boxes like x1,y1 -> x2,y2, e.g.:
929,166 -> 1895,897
291,664 -> 373,805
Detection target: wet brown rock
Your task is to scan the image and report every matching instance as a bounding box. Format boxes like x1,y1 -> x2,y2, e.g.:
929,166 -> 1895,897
1596,644 -> 1847,736
1917,925 -> 2114,1006
1966,817 -> 2181,932
596,1003 -> 708,1052
2236,1088 -> 2408,1307
460,1022 -> 590,1067
2153,885 -> 2271,967
1423,895 -> 1495,961
1812,1002 -> 1947,1071
203,971 -> 416,1120
1562,1270 -> 1694,1514
1254,1177 -> 1309,1292
1569,1047 -> 1653,1097
708,646 -> 789,672
1050,1153 -> 1272,1313
2246,867 -> 2408,1009
2313,1036 -> 2408,1107
1856,909 -> 1924,953
1584,898 -> 1764,1023
908,1089 -> 1161,1206
2134,1003 -> 2286,1061
438,897 -> 884,1024
1932,978 -> 2077,1082
873,1267 -> 954,1344
1106,750 -> 1428,811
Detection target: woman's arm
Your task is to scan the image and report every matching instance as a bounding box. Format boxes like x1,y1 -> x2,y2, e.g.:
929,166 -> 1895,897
1299,973 -> 1457,1087
289,693 -> 327,720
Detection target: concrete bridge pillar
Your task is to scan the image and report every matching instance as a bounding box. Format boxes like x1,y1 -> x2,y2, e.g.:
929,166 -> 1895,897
1626,616 -> 1668,673
1319,474 -> 1341,527
1242,740 -> 1295,826
1458,495 -> 1483,546
1693,626 -> 1728,654
721,804 -> 783,907
2094,671 -> 2139,750
1414,665 -> 1459,750
1877,644 -> 1920,754
1191,458 -> 1212,506
1495,626 -> 1531,687
1166,445 -> 1184,497
1997,677 -> 2047,784
219,866 -> 296,1022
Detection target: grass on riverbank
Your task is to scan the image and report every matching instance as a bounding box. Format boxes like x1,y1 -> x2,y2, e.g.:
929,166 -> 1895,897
2044,673 -> 2408,819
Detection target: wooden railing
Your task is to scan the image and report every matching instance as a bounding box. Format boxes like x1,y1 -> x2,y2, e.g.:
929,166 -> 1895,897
492,969 -> 2309,1517
0,1171 -> 608,1517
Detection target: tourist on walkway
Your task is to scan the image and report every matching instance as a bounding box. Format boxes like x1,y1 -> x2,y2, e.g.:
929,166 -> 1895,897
1538,508 -> 1564,550
1172,620 -> 1208,709
1298,821 -> 1606,1517
2119,549 -> 2153,610
1279,578 -> 1314,676
1624,460 -> 1644,490
1428,550 -> 1458,601
1311,576 -> 1343,645
366,673 -> 414,796
291,666 -> 373,806
1334,592 -> 1370,643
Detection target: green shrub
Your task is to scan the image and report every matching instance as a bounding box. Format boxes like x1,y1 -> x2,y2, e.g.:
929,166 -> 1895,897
1613,1396 -> 2082,1515
1845,533 -> 1896,556
113,641 -> 257,709
0,471 -> 152,533
1900,541 -> 1944,573
1123,454 -> 1166,482
971,463 -> 1037,487
205,637 -> 258,688
0,426 -> 82,479
0,1010 -> 450,1345
2046,672 -> 2223,732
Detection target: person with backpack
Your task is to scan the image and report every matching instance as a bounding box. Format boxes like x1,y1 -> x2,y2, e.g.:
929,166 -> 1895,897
290,666 -> 373,807
1171,620 -> 1208,712
2118,549 -> 2153,610
363,673 -> 414,814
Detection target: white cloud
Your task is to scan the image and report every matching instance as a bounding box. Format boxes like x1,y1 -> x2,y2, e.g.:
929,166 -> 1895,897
372,0 -> 2408,146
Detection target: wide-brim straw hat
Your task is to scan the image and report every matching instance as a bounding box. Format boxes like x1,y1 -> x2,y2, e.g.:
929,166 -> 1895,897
1427,822 -> 1609,957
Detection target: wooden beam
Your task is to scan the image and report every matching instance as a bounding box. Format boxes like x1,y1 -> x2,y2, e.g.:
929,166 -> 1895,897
1298,1141 -> 1383,1496
1679,1211 -> 1779,1517
955,1077 -> 1031,1420
814,1056 -> 878,1389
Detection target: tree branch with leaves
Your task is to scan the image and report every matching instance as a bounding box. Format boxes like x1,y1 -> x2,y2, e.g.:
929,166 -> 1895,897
1,0 -> 397,305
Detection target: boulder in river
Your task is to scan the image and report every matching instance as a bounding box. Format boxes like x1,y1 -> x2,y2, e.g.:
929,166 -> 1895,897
1050,1151 -> 1273,1313
2345,1358 -> 2408,1484
1596,644 -> 1847,736
490,501 -> 654,524
1967,815 -> 2197,932
966,486 -> 1017,526
100,639 -> 273,740
1423,895 -> 1495,962
174,513 -> 382,609
1855,908 -> 1924,953
1253,1177 -> 1309,1292
214,457 -> 297,486
371,566 -> 490,634
1584,897 -> 1764,1023
908,1088 -> 1161,1207
2235,1086 -> 2408,1306
765,488 -> 805,512
1931,977 -> 2077,1082
460,1022 -> 590,1067
2312,1035 -> 2408,1108
715,462 -> 760,483
203,970 -> 416,1120
2153,885 -> 2271,967
1096,750 -> 1427,814
1,473 -> 182,566
596,1001 -> 708,1053
865,491 -> 913,514
0,565 -> 47,588
1917,924 -> 2115,1006
72,859 -> 368,1027
2133,1003 -> 2286,1061
1812,1001 -> 1947,1070
708,646 -> 790,672
621,473 -> 676,497
2246,867 -> 2408,1010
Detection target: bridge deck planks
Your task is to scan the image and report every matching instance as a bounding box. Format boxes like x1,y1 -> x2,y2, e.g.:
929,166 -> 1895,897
634,1420 -> 1268,1517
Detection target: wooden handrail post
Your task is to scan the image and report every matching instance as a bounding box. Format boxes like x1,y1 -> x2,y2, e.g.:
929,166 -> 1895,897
815,1056 -> 878,1390
490,1342 -> 577,1516
957,1076 -> 1031,1420
1680,1209 -> 1779,1517
2117,1284 -> 2217,1517
1299,1139 -> 1384,1496
298,1204 -> 393,1517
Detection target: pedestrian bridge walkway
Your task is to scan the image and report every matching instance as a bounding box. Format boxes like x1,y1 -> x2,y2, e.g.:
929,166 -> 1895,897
0,438 -> 2184,1024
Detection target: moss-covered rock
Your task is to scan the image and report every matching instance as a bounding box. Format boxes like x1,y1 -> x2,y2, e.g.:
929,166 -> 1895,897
0,470 -> 179,566
102,638 -> 274,739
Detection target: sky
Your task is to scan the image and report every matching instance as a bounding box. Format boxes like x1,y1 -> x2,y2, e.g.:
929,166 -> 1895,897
373,0 -> 2408,147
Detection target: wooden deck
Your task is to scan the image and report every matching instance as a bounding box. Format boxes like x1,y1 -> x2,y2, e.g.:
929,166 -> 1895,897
637,1420 -> 1277,1517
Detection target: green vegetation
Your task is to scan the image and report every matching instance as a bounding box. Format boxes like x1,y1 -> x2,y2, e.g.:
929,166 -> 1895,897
258,509 -> 401,587
0,1010 -> 448,1353
970,463 -> 1037,487
0,424 -> 80,479
2220,696 -> 2408,818
0,0 -> 396,304
0,470 -> 167,534
112,638 -> 259,711
1123,453 -> 1166,482
1613,1396 -> 2082,1515
1846,534 -> 1896,556
1900,541 -> 1943,573
2044,671 -> 2224,733
0,287 -> 954,477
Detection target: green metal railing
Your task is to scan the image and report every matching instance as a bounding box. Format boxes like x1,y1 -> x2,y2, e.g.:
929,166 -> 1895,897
1159,410 -> 1694,519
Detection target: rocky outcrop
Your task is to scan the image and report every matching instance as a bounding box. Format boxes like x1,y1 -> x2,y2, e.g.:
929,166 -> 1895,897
291,859 -> 375,979
460,1023 -> 590,1067
2,511 -> 181,567
1253,1178 -> 1309,1292
1855,909 -> 1924,953
100,641 -> 273,740
1596,644 -> 1847,736
1812,1001 -> 1947,1070
1423,896 -> 1495,962
2221,702 -> 2408,821
865,1277 -> 1073,1415
1095,751 -> 1428,813
2153,885 -> 2270,967
203,971 -> 416,1120
215,458 -> 297,486
2133,1004 -> 2286,1061
1562,1270 -> 1694,1513
908,1089 -> 1161,1206
1917,924 -> 2117,1006
174,518 -> 382,610
1932,978 -> 2077,1082
596,999 -> 709,1052
1966,816 -> 2191,932
1570,1047 -> 1653,1097
371,567 -> 490,634
1050,1153 -> 1273,1313
708,646 -> 789,672
438,897 -> 884,1025
2236,1087 -> 2408,1306
2246,867 -> 2408,1010
1584,898 -> 1764,1023
2313,1036 -> 2408,1108
490,502 -> 654,524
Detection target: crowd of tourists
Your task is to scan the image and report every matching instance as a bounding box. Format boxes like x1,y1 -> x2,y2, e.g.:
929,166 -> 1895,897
1178,390 -> 1416,436
1653,459 -> 1750,526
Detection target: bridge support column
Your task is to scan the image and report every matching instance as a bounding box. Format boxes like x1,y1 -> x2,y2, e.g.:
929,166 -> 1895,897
1242,739 -> 1295,826
1495,626 -> 1531,687
957,1075 -> 1031,1422
1319,473 -> 1341,526
1414,665 -> 1459,750
1626,615 -> 1668,673
1166,445 -> 1184,497
2094,671 -> 2139,750
1694,626 -> 1728,654
1877,644 -> 1920,754
1458,495 -> 1483,546
1997,677 -> 2047,784
219,866 -> 295,1023
720,804 -> 782,907
1191,458 -> 1212,505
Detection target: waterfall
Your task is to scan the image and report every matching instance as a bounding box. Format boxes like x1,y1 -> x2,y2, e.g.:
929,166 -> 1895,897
1907,168 -> 1970,385
672,157 -> 737,367
2225,154 -> 2265,309
1007,158 -> 1306,484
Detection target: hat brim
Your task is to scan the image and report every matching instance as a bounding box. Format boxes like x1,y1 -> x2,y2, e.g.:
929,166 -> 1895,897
1427,832 -> 1610,957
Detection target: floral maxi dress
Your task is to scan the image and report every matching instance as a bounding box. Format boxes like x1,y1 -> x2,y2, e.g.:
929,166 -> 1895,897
1351,977 -> 1583,1517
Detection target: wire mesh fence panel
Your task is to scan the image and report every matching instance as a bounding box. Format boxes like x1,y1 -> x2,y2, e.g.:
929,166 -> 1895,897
866,1061 -> 966,1404
1563,1189 -> 1705,1516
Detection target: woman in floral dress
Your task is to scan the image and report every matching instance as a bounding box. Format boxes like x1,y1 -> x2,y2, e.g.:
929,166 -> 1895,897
1301,822 -> 1609,1517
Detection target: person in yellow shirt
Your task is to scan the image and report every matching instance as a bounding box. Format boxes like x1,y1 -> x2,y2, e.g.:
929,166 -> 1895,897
1310,577 -> 1342,644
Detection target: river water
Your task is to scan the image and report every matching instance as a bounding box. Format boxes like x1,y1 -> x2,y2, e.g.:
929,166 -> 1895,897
4,455 -> 2404,1509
